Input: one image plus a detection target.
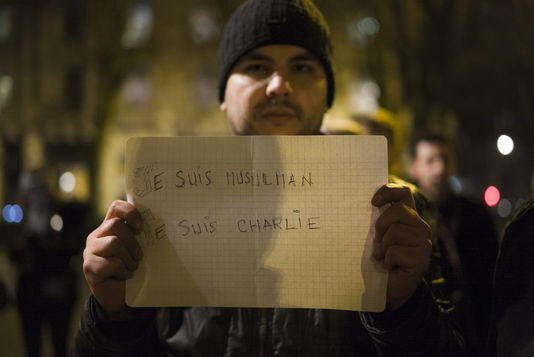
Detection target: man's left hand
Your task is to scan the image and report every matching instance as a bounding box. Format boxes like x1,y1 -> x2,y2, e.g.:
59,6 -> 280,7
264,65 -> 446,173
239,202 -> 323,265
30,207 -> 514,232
372,184 -> 432,311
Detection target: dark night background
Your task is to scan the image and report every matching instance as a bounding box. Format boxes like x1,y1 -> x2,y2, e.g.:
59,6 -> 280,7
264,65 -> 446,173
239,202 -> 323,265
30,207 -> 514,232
0,0 -> 532,354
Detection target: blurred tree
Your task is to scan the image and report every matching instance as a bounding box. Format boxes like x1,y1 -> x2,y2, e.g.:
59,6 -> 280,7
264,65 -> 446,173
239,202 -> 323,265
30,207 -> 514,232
316,0 -> 533,198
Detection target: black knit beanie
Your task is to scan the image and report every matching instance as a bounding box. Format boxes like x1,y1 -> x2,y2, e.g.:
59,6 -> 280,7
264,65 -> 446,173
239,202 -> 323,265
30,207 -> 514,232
218,0 -> 335,108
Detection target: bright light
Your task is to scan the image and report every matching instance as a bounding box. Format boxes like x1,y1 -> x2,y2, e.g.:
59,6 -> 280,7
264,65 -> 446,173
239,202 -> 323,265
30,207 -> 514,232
497,135 -> 514,155
497,198 -> 513,218
484,186 -> 500,207
2,204 -> 23,223
50,214 -> 63,232
59,171 -> 76,192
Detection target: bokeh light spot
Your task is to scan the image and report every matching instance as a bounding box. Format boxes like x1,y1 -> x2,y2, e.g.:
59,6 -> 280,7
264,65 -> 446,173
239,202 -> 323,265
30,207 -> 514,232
2,204 -> 23,223
484,186 -> 500,207
497,198 -> 513,218
497,134 -> 514,155
358,17 -> 380,35
59,171 -> 76,192
50,214 -> 63,232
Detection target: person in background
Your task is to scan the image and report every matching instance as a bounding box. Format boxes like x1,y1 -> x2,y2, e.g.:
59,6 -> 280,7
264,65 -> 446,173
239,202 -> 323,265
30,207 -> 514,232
409,132 -> 498,355
74,1 -> 467,355
9,169 -> 86,357
323,109 -> 457,334
321,108 -> 403,177
487,198 -> 534,357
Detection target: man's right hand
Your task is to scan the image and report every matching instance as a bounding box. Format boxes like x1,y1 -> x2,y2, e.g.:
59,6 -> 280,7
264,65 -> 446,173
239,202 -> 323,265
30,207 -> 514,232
83,200 -> 143,319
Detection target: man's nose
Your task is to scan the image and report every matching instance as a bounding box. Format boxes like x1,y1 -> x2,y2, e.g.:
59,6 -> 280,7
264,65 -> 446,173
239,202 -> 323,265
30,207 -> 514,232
265,72 -> 293,98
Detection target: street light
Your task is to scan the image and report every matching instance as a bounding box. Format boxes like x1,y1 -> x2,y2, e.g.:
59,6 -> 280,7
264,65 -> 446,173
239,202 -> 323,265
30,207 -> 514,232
497,134 -> 514,155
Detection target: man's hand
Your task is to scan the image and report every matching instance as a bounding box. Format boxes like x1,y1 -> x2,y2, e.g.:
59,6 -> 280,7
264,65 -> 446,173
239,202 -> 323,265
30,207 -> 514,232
372,184 -> 432,311
82,200 -> 143,319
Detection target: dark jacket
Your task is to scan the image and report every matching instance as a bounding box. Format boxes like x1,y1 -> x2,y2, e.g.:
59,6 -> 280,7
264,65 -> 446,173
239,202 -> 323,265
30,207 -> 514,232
487,199 -> 534,357
73,179 -> 466,356
74,281 -> 465,356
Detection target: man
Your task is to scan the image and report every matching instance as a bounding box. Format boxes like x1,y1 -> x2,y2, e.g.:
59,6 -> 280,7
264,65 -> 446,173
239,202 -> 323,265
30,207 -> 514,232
74,1 -> 465,355
409,133 -> 498,354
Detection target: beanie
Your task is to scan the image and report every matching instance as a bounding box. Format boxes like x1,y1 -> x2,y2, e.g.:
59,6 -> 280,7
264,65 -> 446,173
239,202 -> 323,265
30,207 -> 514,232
218,0 -> 335,107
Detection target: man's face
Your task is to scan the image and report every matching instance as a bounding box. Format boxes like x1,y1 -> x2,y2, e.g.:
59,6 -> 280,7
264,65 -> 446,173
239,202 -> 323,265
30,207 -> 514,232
221,45 -> 328,135
410,141 -> 453,201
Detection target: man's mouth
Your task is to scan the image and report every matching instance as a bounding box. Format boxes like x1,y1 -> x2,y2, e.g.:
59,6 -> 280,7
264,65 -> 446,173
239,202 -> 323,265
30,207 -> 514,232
260,108 -> 298,125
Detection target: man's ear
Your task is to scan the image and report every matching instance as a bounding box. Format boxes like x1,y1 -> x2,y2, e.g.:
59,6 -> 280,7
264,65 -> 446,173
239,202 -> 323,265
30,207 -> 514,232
220,102 -> 227,112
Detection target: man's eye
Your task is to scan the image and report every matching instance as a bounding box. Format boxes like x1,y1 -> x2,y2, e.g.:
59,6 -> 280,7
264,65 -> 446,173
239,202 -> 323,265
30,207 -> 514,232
292,63 -> 314,72
244,64 -> 268,73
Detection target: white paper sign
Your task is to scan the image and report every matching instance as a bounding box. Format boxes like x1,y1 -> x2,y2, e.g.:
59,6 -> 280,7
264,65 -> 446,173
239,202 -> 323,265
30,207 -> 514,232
125,135 -> 388,311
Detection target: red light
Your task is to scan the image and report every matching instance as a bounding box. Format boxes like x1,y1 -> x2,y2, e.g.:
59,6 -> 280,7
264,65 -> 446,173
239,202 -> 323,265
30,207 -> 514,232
484,186 -> 500,207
